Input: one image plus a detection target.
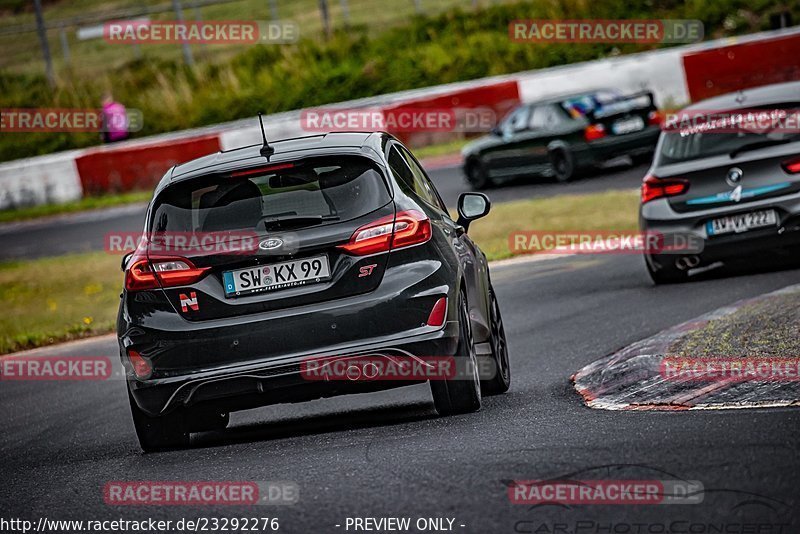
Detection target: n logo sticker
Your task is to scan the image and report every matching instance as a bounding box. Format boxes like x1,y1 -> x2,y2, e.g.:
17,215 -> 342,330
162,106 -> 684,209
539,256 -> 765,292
179,292 -> 199,312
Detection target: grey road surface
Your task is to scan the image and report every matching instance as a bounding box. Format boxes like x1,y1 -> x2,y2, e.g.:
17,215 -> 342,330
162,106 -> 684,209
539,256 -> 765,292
1,253 -> 799,532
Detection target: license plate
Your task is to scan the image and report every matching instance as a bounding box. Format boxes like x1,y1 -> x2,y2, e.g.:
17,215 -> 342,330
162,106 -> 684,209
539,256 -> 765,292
611,116 -> 645,135
706,209 -> 778,236
223,255 -> 331,297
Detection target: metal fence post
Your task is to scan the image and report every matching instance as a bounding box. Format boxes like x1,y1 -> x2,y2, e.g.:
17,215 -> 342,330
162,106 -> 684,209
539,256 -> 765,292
171,0 -> 195,66
33,0 -> 55,86
59,23 -> 71,66
318,0 -> 331,37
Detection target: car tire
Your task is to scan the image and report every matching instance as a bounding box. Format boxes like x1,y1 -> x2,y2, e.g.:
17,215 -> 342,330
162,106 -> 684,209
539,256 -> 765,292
430,291 -> 482,416
465,160 -> 492,190
481,286 -> 511,395
644,254 -> 689,285
128,389 -> 190,452
549,148 -> 575,183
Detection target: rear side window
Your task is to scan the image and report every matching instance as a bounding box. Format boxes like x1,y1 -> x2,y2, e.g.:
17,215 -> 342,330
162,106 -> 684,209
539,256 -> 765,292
530,105 -> 566,130
151,156 -> 391,232
499,105 -> 531,134
388,146 -> 442,209
388,146 -> 416,195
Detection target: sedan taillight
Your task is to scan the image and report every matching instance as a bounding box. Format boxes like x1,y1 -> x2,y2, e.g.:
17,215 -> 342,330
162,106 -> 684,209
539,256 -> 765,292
781,156 -> 800,174
584,123 -> 606,142
338,210 -> 432,256
124,257 -> 210,291
641,175 -> 690,204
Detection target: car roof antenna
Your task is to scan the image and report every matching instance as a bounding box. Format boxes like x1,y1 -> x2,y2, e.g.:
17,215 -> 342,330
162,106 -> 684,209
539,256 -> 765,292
258,112 -> 274,159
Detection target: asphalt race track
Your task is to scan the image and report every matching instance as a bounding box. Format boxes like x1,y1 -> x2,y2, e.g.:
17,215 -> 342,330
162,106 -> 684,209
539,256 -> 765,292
0,162 -> 647,261
2,253 -> 799,531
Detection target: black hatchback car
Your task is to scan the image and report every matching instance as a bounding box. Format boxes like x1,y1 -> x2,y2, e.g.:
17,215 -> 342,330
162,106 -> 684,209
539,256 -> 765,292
118,131 -> 510,451
462,89 -> 662,188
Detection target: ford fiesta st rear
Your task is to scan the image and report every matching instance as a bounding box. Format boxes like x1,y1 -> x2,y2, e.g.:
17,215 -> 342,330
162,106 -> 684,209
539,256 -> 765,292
117,135 -> 507,451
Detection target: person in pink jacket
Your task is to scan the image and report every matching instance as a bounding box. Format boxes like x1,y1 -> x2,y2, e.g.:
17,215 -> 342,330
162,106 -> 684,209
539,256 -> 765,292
101,93 -> 129,143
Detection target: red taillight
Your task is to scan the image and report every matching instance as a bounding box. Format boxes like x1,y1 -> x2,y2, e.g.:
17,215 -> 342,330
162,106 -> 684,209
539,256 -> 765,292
641,175 -> 690,204
426,297 -> 448,327
584,123 -> 606,142
338,210 -> 432,256
127,349 -> 152,379
230,163 -> 295,178
124,257 -> 210,291
781,156 -> 800,174
648,110 -> 663,126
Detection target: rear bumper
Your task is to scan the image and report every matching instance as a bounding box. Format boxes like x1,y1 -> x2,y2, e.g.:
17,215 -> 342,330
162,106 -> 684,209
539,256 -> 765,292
127,323 -> 459,417
120,248 -> 463,416
640,192 -> 800,266
583,125 -> 661,164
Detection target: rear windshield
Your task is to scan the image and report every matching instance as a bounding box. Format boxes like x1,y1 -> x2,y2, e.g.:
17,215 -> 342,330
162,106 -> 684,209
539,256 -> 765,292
657,103 -> 800,165
151,156 -> 390,233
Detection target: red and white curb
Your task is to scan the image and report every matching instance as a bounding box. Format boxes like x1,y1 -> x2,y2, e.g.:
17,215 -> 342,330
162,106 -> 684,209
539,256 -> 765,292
572,283 -> 800,411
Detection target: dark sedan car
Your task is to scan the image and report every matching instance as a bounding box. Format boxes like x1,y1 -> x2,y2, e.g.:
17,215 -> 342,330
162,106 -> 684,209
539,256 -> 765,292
462,89 -> 662,188
118,131 -> 510,451
640,81 -> 800,284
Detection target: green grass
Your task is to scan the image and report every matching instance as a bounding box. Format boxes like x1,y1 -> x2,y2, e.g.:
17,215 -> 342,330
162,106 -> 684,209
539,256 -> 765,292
413,138 -> 470,160
669,289 -> 800,358
470,189 -> 640,261
0,251 -> 122,354
0,188 -> 639,354
0,190 -> 152,223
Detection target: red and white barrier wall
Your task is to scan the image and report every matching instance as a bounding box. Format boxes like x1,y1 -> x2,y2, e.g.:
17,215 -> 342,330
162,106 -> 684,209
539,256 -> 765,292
1,27 -> 798,210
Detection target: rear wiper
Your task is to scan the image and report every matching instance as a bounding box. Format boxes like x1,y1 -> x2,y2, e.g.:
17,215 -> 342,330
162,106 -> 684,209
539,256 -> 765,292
729,138 -> 791,158
260,214 -> 339,230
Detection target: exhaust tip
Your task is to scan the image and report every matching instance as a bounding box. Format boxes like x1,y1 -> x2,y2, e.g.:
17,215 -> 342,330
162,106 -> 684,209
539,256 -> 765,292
675,255 -> 701,270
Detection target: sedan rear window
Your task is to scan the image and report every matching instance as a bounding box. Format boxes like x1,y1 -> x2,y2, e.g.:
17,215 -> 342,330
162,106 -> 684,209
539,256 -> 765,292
151,156 -> 390,233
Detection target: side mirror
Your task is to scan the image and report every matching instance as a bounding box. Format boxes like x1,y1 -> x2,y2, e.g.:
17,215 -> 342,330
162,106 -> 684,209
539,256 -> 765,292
456,192 -> 491,232
490,126 -> 502,136
121,251 -> 133,272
